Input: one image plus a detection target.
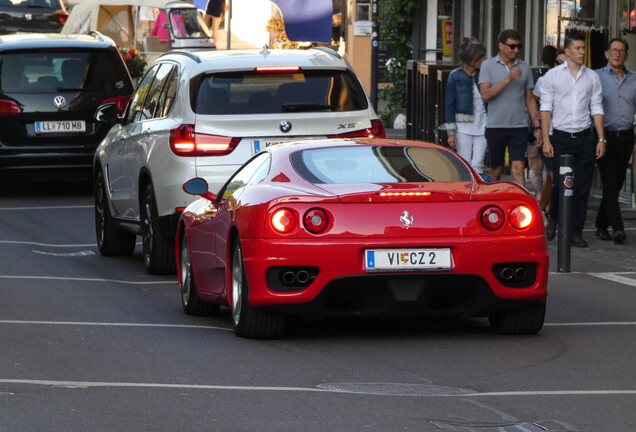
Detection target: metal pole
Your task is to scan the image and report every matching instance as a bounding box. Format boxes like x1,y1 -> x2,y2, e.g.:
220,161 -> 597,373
226,0 -> 232,50
370,0 -> 379,112
557,154 -> 574,273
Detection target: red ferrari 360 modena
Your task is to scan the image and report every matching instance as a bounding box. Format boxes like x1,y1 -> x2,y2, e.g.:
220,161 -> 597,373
176,138 -> 549,339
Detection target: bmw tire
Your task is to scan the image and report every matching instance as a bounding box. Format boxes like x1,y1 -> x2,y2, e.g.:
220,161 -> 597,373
94,170 -> 136,256
141,183 -> 176,275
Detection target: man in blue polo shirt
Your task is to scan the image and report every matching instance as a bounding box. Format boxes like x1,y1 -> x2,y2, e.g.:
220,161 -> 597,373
479,29 -> 542,185
594,38 -> 636,245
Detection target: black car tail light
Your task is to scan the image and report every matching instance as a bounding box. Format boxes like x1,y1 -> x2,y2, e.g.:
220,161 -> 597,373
169,125 -> 240,157
303,208 -> 329,234
101,95 -> 131,115
481,205 -> 505,230
55,12 -> 69,25
328,119 -> 386,139
0,99 -> 21,117
270,208 -> 297,234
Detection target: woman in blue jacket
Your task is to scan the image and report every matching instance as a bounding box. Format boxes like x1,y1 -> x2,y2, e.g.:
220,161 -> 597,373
441,38 -> 488,172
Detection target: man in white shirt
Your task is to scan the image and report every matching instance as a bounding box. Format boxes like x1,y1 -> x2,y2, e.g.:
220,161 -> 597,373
540,34 -> 606,248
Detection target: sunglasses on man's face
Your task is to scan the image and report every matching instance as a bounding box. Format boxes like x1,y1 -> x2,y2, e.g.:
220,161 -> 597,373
502,42 -> 523,50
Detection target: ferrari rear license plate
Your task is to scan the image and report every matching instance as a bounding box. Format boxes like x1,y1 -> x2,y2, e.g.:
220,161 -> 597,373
35,121 -> 86,134
365,248 -> 452,271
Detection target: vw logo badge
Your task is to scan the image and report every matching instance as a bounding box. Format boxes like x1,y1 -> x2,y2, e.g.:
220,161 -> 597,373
280,121 -> 292,133
53,96 -> 66,109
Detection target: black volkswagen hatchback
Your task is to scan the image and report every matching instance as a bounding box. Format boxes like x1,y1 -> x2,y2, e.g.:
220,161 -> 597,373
0,33 -> 133,179
0,0 -> 69,34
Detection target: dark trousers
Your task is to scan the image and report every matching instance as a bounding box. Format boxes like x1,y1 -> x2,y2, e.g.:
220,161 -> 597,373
595,130 -> 634,232
549,132 -> 596,235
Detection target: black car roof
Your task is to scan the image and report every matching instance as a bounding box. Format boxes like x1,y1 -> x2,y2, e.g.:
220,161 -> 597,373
0,33 -> 116,52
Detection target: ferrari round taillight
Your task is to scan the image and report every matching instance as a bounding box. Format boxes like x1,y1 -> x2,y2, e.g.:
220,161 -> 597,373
481,205 -> 505,230
271,209 -> 297,233
303,208 -> 329,233
509,205 -> 533,229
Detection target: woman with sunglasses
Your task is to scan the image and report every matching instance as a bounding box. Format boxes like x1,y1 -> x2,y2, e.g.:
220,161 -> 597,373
441,38 -> 488,172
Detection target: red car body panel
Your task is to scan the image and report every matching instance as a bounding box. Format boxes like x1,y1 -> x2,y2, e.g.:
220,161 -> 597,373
176,138 -> 549,319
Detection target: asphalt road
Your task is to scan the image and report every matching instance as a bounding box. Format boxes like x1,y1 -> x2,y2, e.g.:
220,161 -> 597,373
1,177 -> 635,432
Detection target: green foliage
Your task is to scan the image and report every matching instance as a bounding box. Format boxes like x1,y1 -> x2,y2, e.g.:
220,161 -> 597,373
378,0 -> 418,126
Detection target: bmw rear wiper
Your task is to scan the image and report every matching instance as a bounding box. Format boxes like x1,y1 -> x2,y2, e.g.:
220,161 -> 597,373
281,103 -> 335,112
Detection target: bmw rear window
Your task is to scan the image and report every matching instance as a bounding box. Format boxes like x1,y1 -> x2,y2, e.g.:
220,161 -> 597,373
291,146 -> 473,184
0,50 -> 131,94
192,69 -> 368,115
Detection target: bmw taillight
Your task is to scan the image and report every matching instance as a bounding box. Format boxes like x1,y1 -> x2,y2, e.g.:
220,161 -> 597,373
481,205 -> 505,230
303,208 -> 329,234
271,208 -> 297,233
509,205 -> 533,229
0,99 -> 21,116
101,95 -> 131,115
56,12 -> 69,25
328,119 -> 386,139
170,125 -> 240,157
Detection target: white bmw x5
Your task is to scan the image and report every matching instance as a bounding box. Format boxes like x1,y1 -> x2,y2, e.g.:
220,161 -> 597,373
93,47 -> 385,274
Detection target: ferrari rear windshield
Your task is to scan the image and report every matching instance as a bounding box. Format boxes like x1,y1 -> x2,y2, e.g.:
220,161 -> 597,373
291,146 -> 473,184
192,69 -> 369,114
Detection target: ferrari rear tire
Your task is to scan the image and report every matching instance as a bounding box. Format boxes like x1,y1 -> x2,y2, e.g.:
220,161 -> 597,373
94,171 -> 135,256
489,302 -> 546,335
231,239 -> 286,339
141,184 -> 176,275
179,233 -> 219,316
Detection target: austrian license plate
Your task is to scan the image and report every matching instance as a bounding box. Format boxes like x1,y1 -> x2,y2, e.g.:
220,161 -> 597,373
365,248 -> 452,271
35,121 -> 86,134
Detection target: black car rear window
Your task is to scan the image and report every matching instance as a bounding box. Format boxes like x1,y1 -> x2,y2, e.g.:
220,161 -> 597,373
291,146 -> 473,184
1,0 -> 58,7
192,69 -> 368,115
0,49 -> 131,94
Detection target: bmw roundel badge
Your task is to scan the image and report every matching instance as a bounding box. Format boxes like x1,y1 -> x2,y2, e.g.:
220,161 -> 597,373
280,121 -> 292,133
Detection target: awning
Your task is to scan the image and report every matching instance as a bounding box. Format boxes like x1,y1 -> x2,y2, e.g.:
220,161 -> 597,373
271,0 -> 332,44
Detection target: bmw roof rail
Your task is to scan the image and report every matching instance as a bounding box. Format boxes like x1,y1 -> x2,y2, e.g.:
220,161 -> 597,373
88,30 -> 107,43
160,50 -> 202,63
313,46 -> 342,59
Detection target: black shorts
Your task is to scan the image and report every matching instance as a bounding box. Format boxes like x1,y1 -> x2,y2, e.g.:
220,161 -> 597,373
206,0 -> 225,18
485,127 -> 528,167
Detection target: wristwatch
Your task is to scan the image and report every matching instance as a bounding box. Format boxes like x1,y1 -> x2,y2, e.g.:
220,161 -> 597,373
533,126 -> 541,130
598,138 -> 607,143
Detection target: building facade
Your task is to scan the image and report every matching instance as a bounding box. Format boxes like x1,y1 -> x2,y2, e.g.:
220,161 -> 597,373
414,0 -> 635,69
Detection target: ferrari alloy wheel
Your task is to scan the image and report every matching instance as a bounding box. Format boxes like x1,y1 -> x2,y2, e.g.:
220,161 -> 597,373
94,170 -> 135,256
141,184 -> 175,275
489,302 -> 546,335
179,233 -> 219,316
231,239 -> 286,339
